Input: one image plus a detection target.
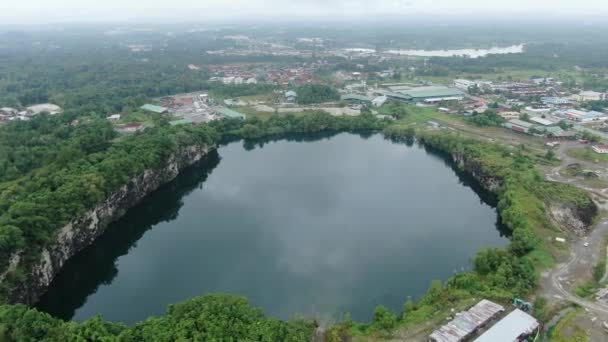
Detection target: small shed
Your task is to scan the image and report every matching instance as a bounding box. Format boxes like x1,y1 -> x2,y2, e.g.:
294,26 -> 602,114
285,90 -> 298,103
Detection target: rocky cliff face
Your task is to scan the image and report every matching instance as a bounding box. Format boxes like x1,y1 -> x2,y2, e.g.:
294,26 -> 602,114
451,153 -> 502,192
9,145 -> 212,304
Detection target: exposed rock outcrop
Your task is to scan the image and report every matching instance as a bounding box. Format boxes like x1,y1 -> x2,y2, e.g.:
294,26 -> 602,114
549,202 -> 598,236
8,145 -> 212,304
451,153 -> 502,192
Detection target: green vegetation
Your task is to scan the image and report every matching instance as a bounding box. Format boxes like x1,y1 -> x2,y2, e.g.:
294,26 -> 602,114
548,309 -> 590,342
0,107 -> 597,340
465,110 -> 506,127
594,260 -> 606,283
295,85 -> 340,105
377,101 -> 409,119
574,281 -> 596,299
0,294 -> 314,341
0,120 -> 219,288
0,112 -> 389,299
325,127 -> 595,339
567,147 -> 608,163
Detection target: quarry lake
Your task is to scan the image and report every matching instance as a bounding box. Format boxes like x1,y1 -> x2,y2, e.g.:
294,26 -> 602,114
36,133 -> 508,323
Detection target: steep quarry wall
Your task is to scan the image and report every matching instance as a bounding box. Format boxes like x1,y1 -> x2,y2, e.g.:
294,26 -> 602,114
8,145 -> 212,304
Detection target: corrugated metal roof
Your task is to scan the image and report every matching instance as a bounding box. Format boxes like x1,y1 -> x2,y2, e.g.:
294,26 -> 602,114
429,300 -> 505,342
217,107 -> 246,119
399,86 -> 464,99
341,94 -> 372,102
508,119 -> 535,128
529,117 -> 554,126
140,104 -> 168,113
474,309 -> 538,342
385,92 -> 412,100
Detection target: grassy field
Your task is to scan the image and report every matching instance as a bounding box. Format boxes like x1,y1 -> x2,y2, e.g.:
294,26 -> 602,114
566,146 -> 608,164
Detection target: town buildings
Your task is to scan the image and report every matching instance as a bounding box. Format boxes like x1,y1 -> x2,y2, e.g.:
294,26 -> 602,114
575,91 -> 606,102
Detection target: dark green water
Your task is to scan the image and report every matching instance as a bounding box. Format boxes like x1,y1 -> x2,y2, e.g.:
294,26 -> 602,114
36,133 -> 508,323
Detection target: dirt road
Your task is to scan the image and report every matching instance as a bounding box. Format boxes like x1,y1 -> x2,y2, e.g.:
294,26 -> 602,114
541,141 -> 608,339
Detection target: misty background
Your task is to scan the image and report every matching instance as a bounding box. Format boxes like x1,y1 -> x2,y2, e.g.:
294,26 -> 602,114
1,0 -> 608,25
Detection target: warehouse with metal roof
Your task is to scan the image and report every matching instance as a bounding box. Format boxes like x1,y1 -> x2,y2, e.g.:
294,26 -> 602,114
429,299 -> 505,342
216,107 -> 246,119
503,119 -> 536,134
474,309 -> 539,342
140,104 -> 169,114
400,86 -> 464,102
341,94 -> 373,104
383,86 -> 464,103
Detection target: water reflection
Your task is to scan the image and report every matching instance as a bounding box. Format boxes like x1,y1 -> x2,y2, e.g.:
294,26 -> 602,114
36,134 -> 507,323
35,151 -> 221,320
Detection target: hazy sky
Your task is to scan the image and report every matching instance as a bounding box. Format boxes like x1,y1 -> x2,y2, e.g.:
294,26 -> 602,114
2,0 -> 607,24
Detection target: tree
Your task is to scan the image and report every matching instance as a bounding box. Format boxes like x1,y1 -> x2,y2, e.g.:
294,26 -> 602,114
372,306 -> 398,335
295,85 -> 340,105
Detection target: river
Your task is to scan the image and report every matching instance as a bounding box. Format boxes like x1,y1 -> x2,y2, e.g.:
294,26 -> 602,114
385,44 -> 524,58
36,133 -> 508,323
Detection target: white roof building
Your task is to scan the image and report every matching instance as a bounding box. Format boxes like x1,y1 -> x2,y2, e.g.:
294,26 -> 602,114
529,116 -> 555,126
474,309 -> 539,342
592,145 -> 608,154
372,96 -> 388,107
454,79 -> 477,90
26,103 -> 62,115
576,91 -> 606,102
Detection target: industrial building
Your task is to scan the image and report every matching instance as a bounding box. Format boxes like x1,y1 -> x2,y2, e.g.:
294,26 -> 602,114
529,116 -> 555,126
341,94 -> 372,105
26,103 -> 62,115
385,86 -> 464,103
454,79 -> 477,90
575,91 -> 606,102
522,106 -> 551,116
216,107 -> 246,119
372,95 -> 388,107
473,309 -> 539,342
140,104 -> 169,114
503,119 -> 536,134
541,97 -> 571,106
556,109 -> 608,123
429,300 -> 505,342
498,112 -> 521,120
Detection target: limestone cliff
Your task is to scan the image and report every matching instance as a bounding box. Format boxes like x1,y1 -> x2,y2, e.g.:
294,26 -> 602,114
8,145 -> 213,304
451,152 -> 502,192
